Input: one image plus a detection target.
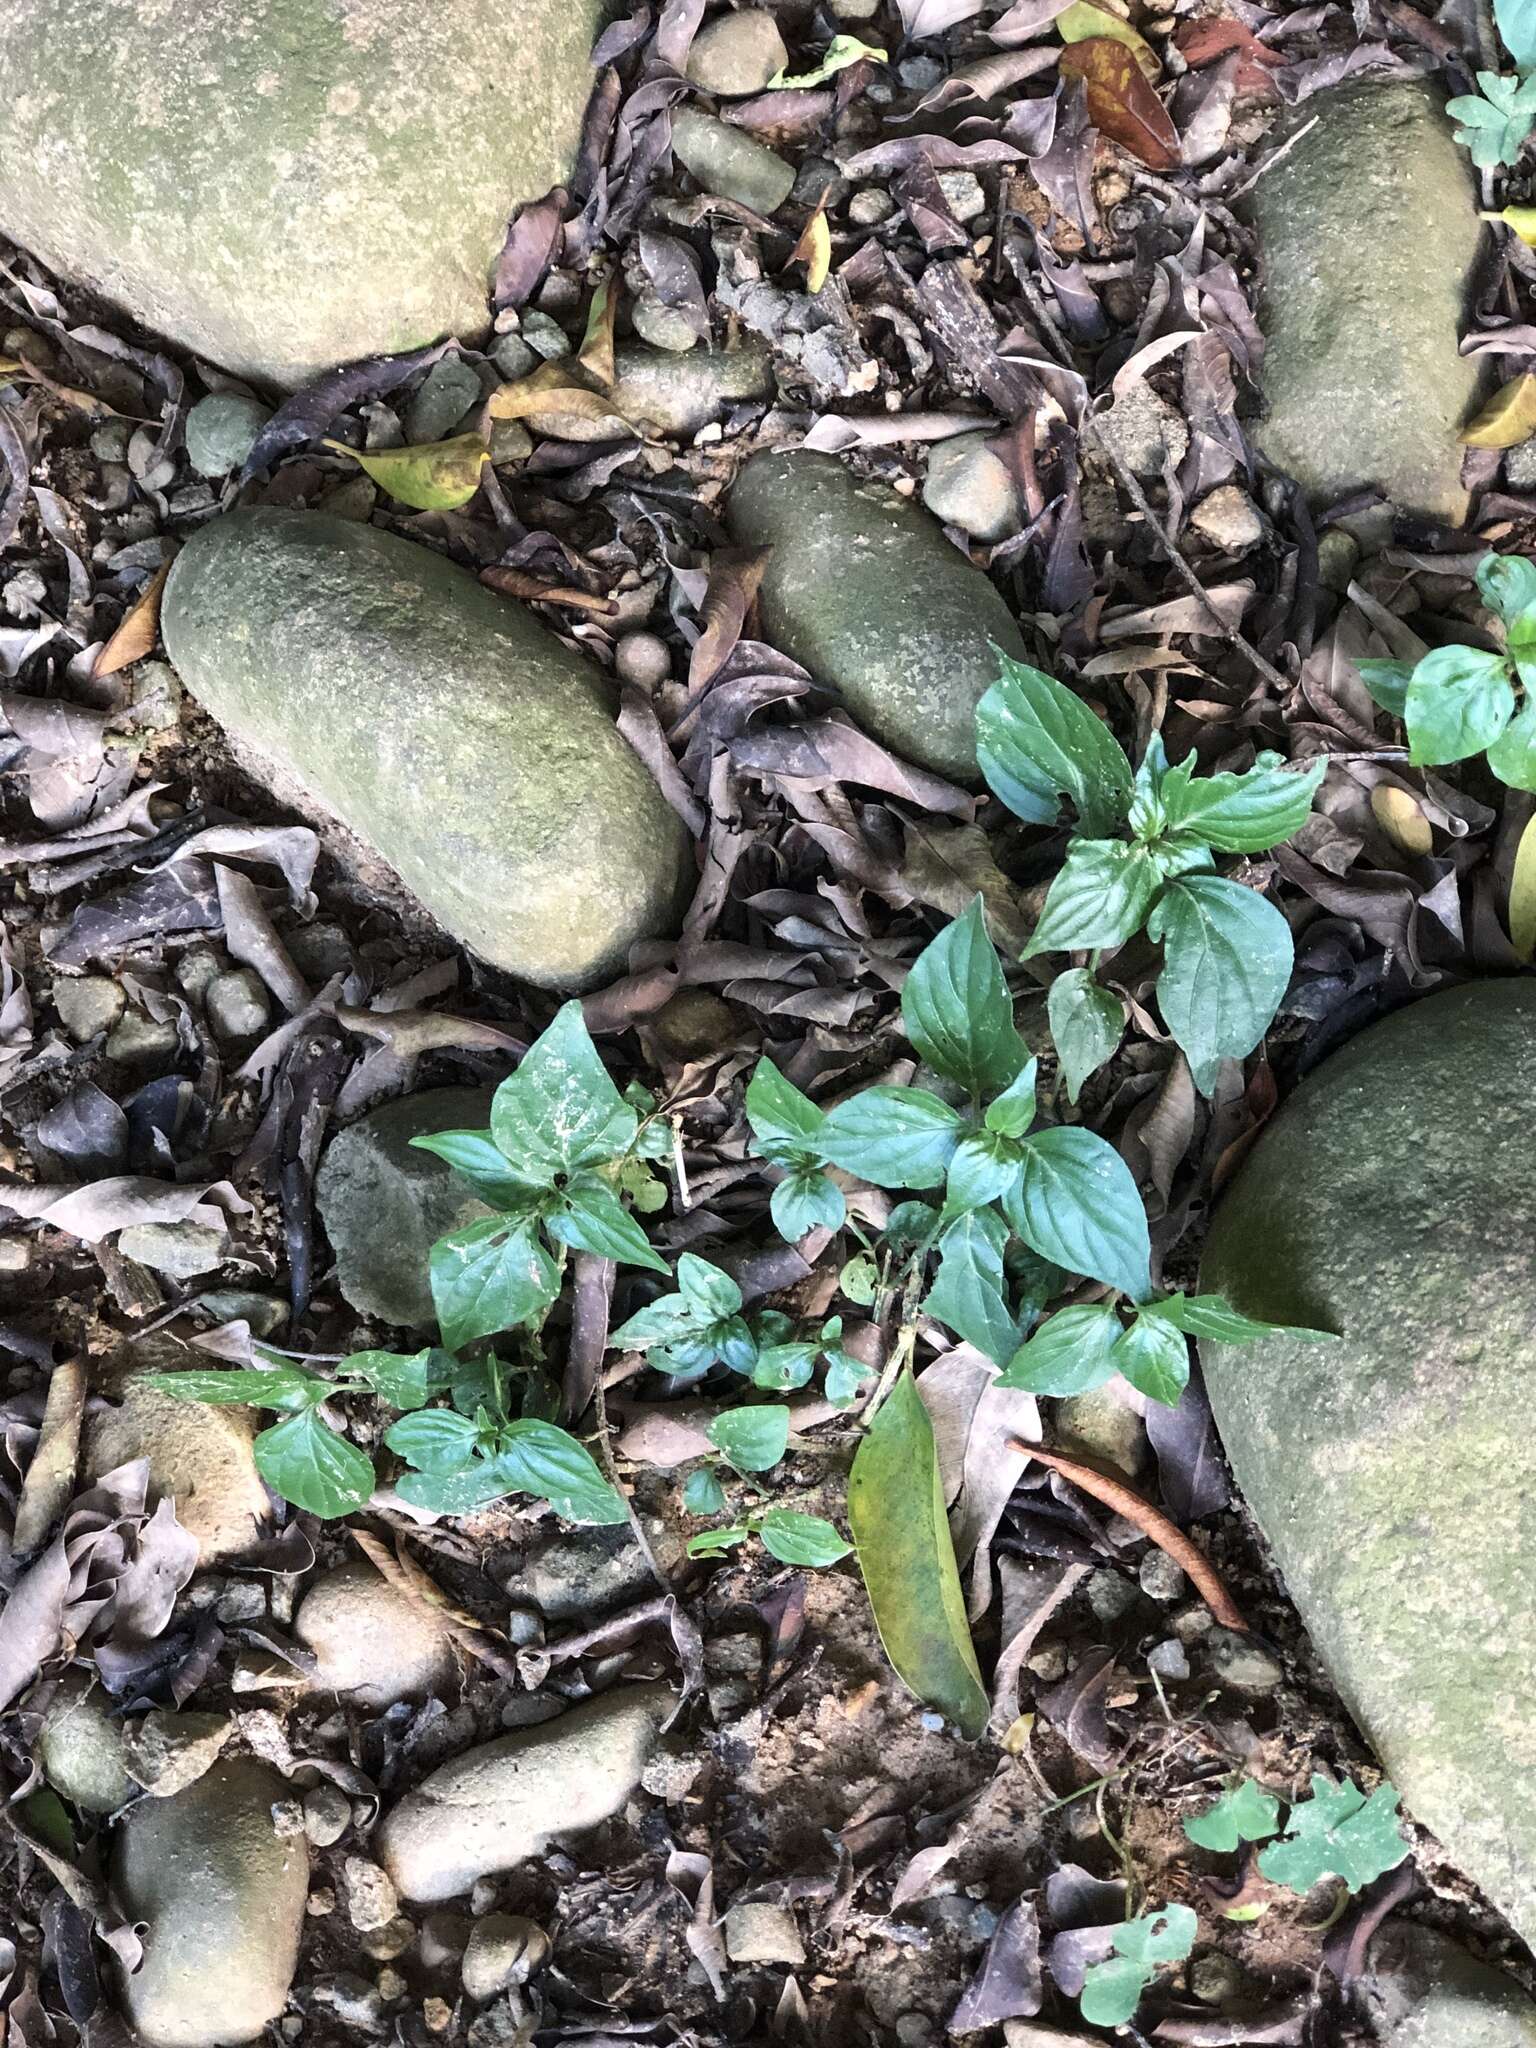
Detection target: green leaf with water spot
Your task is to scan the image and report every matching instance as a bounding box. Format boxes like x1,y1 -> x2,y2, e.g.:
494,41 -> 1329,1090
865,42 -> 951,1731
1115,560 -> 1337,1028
901,898 -> 1029,1099
254,1409 -> 375,1519
1184,1777 -> 1282,1851
976,651 -> 1134,834
489,1001 -> 637,1182
1047,968 -> 1124,1103
1257,1776 -> 1410,1894
1149,875 -> 1293,1096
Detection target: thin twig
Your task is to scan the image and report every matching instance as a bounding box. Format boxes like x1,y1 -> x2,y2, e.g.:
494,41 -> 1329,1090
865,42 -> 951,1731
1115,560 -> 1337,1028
594,1374 -> 673,1596
1223,115 -> 1320,203
1089,428 -> 1291,695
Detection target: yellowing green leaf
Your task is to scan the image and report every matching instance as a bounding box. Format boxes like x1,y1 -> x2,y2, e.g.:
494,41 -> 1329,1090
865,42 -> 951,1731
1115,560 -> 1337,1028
791,205 -> 833,295
847,1368 -> 989,1738
484,358 -> 639,432
322,433 -> 488,510
1482,205 -> 1536,244
1369,784 -> 1432,857
1509,811 -> 1536,961
1056,0 -> 1160,82
1460,372 -> 1536,450
768,33 -> 887,88
578,278 -> 618,388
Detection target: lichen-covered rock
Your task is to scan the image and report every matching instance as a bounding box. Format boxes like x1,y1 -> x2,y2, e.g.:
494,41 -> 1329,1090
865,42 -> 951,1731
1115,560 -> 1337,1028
0,0 -> 604,387
161,512 -> 690,990
38,1670 -> 134,1814
314,1087 -> 493,1327
1252,82 -> 1482,522
1361,1925 -> 1536,2047
1200,981 -> 1536,1945
295,1560 -> 457,1707
670,108 -> 796,215
113,1758 -> 308,2048
726,451 -> 1027,781
378,1684 -> 670,1900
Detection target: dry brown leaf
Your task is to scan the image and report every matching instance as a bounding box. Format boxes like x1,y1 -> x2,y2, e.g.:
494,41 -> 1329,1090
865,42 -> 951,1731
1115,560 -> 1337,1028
12,1359 -> 86,1555
1461,372 -> 1536,450
1006,1436 -> 1249,1630
94,558 -> 172,679
480,566 -> 618,613
483,358 -> 635,428
689,546 -> 772,692
1059,37 -> 1180,170
1056,0 -> 1160,80
350,1528 -> 518,1680
578,277 -> 619,388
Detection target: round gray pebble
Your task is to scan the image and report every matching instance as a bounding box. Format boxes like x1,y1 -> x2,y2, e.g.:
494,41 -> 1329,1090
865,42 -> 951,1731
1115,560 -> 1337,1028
184,393 -> 273,478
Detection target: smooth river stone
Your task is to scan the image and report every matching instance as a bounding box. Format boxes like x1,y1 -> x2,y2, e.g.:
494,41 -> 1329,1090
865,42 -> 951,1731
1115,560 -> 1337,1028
161,512 -> 690,990
0,0 -> 603,387
1252,81 -> 1482,523
1200,981 -> 1536,1944
726,451 -> 1028,781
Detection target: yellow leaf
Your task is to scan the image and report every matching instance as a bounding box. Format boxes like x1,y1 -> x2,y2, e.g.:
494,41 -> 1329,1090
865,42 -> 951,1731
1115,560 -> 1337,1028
1369,784 -> 1433,858
791,205 -> 832,294
1056,0 -> 1160,82
1510,811 -> 1536,961
321,433 -> 488,511
483,358 -> 636,429
1461,372 -> 1536,450
767,34 -> 887,88
578,278 -> 618,389
1482,206 -> 1536,246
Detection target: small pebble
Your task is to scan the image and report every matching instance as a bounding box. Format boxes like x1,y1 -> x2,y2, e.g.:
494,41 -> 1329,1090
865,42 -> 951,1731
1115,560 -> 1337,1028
1139,1550 -> 1187,1602
205,967 -> 271,1040
271,1797 -> 306,1838
1189,483 -> 1264,554
1087,1569 -> 1139,1626
362,1917 -> 416,1962
90,420 -> 134,466
849,188 -> 895,226
1026,1643 -> 1067,1682
615,630 -> 671,688
343,1855 -> 400,1933
307,1888 -> 337,1917
184,393 -> 273,478
1206,1628 -> 1283,1695
376,1967 -> 407,2002
686,10 -> 788,95
723,1901 -> 806,1966
52,975 -> 125,1042
491,333 -> 538,381
303,1782 -> 353,1848
462,1914 -> 551,2002
423,1999 -> 453,2034
214,1582 -> 267,1624
1148,1639 -> 1191,1681
922,431 -> 1019,543
937,170 -> 987,223
105,1008 -> 179,1066
313,1974 -> 388,2033
631,293 -> 700,353
420,1912 -> 473,1969
1190,1953 -> 1247,2005
1172,1603 -> 1214,1644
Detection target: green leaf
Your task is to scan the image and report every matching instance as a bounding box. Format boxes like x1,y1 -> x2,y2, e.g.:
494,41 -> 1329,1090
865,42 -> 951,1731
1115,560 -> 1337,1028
1449,72 -> 1536,168
1477,548 -> 1536,625
997,1303 -> 1121,1395
767,30 -> 887,86
1256,1777 -> 1410,1895
984,1059 -> 1039,1138
497,1419 -> 627,1524
901,899 -> 1029,1099
825,1347 -> 874,1405
708,1404 -> 790,1472
847,1369 -> 989,1738
945,1128 -> 1024,1214
1148,1292 -> 1334,1343
396,1460 -> 516,1513
408,1127 -> 536,1206
1112,1310 -> 1189,1405
1079,1955 -> 1153,2028
1022,839 -> 1161,958
140,1366 -> 327,1412
1159,753 -> 1326,854
429,1215 -> 560,1353
976,651 -> 1134,835
839,1254 -> 880,1305
547,1173 -> 669,1271
1047,968 -> 1124,1103
771,1166 -> 846,1240
384,1407 -> 481,1472
926,1207 -> 1019,1366
322,431 -> 488,511
610,1290 -> 705,1351
1485,692 -> 1536,790
1115,1904 -> 1198,1966
683,1466 -> 727,1515
819,1086 -> 965,1188
1184,1778 -> 1282,1852
341,1348 -> 433,1411
1006,1125 -> 1151,1299
1355,658 -> 1413,719
254,1410 -> 375,1519
489,1001 -> 637,1182
751,1341 -> 820,1392
746,1058 -> 826,1161
688,1524 -> 751,1556
1403,644 -> 1517,766
1149,875 -> 1293,1096
756,1507 -> 852,1566
1496,0 -> 1536,70
678,1253 -> 743,1319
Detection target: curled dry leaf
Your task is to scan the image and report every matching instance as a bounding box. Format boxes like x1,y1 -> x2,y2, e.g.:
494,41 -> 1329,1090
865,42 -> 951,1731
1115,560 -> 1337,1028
93,557 -> 172,679
350,1528 -> 518,1681
578,277 -> 619,388
12,1359 -> 87,1555
1006,1436 -> 1249,1630
1059,37 -> 1180,170
483,357 -> 639,430
789,203 -> 833,295
690,547 -> 772,692
480,566 -> 619,613
1460,372 -> 1536,449
0,1175 -> 250,1244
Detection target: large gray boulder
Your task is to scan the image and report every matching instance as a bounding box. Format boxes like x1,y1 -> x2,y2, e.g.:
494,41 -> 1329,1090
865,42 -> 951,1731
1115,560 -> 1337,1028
0,0 -> 603,387
1252,82 -> 1482,523
113,1758 -> 308,2047
315,1087 -> 493,1327
1361,1924 -> 1536,2047
378,1684 -> 670,1900
726,452 -> 1027,782
161,512 -> 690,990
1200,981 -> 1536,1945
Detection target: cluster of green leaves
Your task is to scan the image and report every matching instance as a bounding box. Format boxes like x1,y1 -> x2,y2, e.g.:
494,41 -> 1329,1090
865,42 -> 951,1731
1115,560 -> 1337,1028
143,1343 -> 624,1524
1449,0 -> 1536,166
1079,1904 -> 1196,2027
1185,1773 -> 1409,1895
1356,553 -> 1536,786
1000,1289 -> 1330,1407
976,654 -> 1324,1094
609,1251 -> 871,1403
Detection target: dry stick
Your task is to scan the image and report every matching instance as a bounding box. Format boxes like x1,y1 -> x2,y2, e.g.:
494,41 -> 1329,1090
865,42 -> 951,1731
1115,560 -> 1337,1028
1089,428 -> 1291,696
1005,1436 -> 1250,1632
1223,115 -> 1320,203
594,1373 -> 674,1597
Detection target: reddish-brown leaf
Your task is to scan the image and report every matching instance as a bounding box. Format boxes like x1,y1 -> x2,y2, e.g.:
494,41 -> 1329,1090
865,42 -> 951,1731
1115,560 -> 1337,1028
1059,37 -> 1181,171
94,557 -> 172,678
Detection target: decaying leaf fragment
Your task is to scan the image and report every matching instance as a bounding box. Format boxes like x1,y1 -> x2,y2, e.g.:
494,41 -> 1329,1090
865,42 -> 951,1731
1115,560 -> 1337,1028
1509,811 -> 1536,960
94,558 -> 173,679
1056,0 -> 1160,81
1059,37 -> 1180,170
790,205 -> 833,295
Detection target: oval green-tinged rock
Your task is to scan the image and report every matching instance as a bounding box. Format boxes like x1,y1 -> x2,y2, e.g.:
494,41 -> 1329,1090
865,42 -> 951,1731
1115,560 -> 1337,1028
113,1757 -> 308,2048
161,512 -> 689,990
726,451 -> 1027,781
1252,82 -> 1482,523
0,0 -> 603,387
1200,981 -> 1536,1945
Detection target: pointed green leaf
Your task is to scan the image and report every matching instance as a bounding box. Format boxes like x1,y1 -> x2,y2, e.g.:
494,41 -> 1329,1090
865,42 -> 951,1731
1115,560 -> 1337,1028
901,899 -> 1029,1098
997,1302 -> 1121,1395
341,1348 -> 434,1410
756,1507 -> 851,1566
497,1419 -> 627,1524
1403,644 -> 1516,766
489,1001 -> 637,1181
1023,838 -> 1161,957
1159,754 -> 1326,854
1112,1310 -> 1189,1405
771,1165 -> 846,1240
1148,1292 -> 1334,1343
1355,658 -> 1413,718
926,1207 -> 1019,1365
985,1059 -> 1039,1137
408,1127 -> 537,1206
708,1403 -> 790,1472
254,1409 -> 375,1519
384,1406 -> 481,1472
1149,875 -> 1293,1095
547,1173 -> 668,1271
1047,968 -> 1125,1103
819,1086 -> 965,1188
945,1128 -> 1024,1214
429,1214 -> 559,1352
976,651 -> 1134,834
746,1058 -> 826,1161
1006,1125 -> 1151,1298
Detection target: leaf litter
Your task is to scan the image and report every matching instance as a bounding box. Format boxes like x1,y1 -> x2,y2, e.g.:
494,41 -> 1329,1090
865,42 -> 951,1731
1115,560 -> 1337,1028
0,0 -> 1533,2039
